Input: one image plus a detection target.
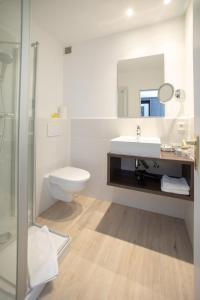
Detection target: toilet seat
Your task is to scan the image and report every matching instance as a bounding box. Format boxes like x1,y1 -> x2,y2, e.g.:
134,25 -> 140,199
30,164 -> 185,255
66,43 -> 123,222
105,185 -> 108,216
49,167 -> 90,186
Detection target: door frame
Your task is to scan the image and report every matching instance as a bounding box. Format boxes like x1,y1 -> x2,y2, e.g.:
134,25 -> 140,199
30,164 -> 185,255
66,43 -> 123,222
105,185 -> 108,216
193,0 -> 200,299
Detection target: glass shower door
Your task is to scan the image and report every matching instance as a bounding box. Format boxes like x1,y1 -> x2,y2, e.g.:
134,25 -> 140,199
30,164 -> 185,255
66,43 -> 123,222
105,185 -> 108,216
0,0 -> 22,299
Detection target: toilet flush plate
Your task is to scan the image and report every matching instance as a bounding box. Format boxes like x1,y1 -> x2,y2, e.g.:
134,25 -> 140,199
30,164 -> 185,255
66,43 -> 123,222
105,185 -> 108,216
47,120 -> 62,137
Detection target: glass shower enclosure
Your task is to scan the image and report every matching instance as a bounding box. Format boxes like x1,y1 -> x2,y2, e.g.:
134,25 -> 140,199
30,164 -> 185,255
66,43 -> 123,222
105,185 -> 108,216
0,0 -> 31,299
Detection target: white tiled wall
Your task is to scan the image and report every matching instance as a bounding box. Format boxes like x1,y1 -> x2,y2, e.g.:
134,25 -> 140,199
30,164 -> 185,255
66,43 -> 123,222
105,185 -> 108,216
30,20 -> 69,215
36,118 -> 70,215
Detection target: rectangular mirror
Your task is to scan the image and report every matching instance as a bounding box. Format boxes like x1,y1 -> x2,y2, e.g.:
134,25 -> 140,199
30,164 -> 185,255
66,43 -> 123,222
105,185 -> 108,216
117,54 -> 165,118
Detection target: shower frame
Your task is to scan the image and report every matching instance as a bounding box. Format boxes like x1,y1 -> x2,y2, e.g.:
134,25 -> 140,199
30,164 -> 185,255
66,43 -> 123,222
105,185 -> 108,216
16,0 -> 31,299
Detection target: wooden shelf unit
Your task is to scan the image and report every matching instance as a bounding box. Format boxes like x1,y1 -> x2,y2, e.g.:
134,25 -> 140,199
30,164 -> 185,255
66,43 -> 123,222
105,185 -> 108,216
107,152 -> 194,201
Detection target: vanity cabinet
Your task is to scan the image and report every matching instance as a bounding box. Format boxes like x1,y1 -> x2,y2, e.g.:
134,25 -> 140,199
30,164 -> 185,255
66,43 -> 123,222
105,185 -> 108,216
107,152 -> 194,201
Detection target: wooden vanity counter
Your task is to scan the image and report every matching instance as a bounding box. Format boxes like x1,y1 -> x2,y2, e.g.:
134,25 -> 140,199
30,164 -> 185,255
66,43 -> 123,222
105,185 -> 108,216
107,151 -> 194,201
160,151 -> 194,164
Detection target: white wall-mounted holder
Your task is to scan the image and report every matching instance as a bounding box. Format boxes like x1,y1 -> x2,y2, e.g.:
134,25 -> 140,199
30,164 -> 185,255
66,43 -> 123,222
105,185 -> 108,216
174,89 -> 185,100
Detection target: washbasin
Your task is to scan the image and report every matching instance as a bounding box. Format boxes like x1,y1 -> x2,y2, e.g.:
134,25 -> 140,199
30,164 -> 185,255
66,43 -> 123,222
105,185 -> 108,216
110,136 -> 161,158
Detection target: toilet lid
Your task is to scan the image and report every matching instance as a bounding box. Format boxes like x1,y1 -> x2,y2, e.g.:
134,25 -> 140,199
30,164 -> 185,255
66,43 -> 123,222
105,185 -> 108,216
49,167 -> 90,185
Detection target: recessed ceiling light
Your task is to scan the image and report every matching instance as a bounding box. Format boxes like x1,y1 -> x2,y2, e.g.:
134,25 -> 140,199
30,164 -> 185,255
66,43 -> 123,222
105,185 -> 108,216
126,8 -> 134,17
164,0 -> 172,5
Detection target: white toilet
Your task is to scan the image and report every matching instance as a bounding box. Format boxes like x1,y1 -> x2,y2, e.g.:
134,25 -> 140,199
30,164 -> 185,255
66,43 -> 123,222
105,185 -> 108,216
45,166 -> 90,202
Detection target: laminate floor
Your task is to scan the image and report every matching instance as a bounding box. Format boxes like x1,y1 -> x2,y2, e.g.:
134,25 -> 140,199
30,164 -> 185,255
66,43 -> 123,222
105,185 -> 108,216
37,196 -> 193,300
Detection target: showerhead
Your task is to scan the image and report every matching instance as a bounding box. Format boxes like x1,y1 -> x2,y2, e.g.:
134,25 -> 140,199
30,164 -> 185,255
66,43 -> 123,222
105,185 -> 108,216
0,52 -> 13,82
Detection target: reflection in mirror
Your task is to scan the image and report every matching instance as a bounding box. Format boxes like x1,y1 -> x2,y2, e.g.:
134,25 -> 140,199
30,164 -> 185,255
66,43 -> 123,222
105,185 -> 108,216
140,90 -> 165,117
118,54 -> 165,118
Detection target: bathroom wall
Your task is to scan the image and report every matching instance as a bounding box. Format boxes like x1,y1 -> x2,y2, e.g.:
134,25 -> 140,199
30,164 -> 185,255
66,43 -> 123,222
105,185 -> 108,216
30,22 -> 70,215
35,118 -> 70,215
64,16 -> 191,119
63,13 -> 194,223
31,22 -> 64,119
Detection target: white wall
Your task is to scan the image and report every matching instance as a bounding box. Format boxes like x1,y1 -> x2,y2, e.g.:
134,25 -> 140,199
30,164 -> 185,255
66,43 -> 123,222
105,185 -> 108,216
185,2 -> 194,119
30,22 -> 70,215
31,22 -> 64,119
64,17 -> 190,119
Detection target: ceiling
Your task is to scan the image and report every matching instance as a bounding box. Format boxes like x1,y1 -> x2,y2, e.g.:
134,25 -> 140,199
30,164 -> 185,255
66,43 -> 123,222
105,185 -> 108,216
31,0 -> 190,44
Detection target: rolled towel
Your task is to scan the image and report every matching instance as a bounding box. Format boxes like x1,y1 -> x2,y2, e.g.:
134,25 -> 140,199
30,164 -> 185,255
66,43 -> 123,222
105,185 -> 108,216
161,175 -> 190,195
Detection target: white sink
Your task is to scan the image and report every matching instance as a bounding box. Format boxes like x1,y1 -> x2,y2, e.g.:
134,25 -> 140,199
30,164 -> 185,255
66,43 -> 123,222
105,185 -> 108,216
110,136 -> 161,158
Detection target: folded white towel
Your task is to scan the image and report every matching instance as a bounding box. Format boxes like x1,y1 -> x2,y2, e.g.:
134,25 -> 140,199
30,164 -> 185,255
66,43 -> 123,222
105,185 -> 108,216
161,187 -> 190,195
161,175 -> 190,193
28,226 -> 59,289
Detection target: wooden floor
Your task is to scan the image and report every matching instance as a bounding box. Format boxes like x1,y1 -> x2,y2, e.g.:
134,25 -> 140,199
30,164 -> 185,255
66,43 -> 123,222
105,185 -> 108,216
37,196 -> 194,300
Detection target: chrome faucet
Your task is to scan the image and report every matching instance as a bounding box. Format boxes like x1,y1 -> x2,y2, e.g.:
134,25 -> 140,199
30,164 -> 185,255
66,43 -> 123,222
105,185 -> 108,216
136,125 -> 141,137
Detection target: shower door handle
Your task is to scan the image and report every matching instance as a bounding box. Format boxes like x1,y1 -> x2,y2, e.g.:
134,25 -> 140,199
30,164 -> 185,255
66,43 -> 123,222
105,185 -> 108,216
30,41 -> 39,224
